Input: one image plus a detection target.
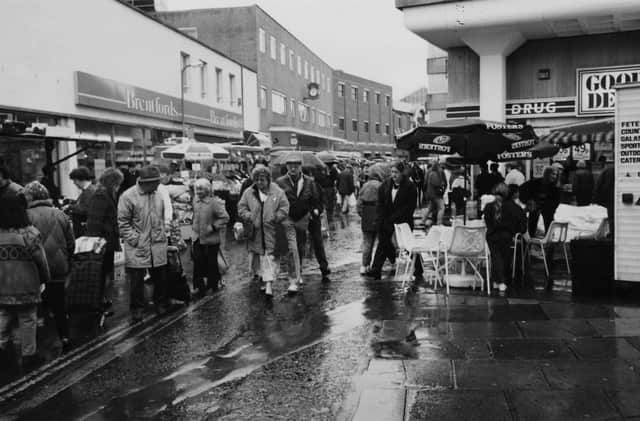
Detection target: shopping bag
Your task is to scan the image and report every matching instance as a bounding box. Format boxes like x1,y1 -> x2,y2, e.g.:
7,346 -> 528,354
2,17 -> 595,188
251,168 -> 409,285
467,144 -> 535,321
260,254 -> 277,282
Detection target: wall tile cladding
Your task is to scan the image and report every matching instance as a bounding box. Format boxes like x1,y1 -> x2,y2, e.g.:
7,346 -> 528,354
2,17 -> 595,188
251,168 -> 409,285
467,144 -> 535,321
448,30 -> 640,104
333,70 -> 393,144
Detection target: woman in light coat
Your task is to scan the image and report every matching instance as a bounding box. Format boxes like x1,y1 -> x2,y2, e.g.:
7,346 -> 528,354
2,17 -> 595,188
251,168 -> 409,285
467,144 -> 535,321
357,165 -> 384,274
237,166 -> 289,296
24,181 -> 75,352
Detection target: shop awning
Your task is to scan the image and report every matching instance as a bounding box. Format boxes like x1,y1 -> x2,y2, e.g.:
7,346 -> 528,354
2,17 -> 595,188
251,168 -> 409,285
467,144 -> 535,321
540,117 -> 614,146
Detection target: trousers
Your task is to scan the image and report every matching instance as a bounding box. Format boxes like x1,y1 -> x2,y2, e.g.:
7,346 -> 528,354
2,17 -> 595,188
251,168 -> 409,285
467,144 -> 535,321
0,304 -> 37,356
362,231 -> 377,268
127,266 -> 168,311
193,241 -> 221,292
308,216 -> 329,274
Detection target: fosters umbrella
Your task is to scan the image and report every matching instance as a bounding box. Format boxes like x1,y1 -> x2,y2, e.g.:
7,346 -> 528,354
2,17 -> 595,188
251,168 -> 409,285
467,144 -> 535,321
161,142 -> 230,161
271,151 -> 326,168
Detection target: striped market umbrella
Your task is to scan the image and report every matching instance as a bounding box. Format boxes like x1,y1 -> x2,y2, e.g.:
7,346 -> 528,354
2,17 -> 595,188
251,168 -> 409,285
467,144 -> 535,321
161,141 -> 229,161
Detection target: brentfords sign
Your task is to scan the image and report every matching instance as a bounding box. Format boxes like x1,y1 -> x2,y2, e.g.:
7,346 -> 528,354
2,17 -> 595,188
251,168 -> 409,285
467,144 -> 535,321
577,65 -> 640,116
75,71 -> 243,132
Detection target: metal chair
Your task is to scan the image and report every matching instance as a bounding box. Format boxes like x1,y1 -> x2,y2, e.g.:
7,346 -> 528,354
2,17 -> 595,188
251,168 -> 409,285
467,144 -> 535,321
393,223 -> 441,292
526,221 -> 571,283
441,226 -> 490,295
511,232 -> 527,284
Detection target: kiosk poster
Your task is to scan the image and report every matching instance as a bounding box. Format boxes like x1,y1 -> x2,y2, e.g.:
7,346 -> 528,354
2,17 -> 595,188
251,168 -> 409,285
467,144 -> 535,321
533,158 -> 550,178
619,119 -> 640,173
572,144 -> 591,161
553,147 -> 570,162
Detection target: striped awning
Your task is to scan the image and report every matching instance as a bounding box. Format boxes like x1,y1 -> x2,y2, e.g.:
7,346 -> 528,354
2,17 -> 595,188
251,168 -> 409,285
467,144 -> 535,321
540,117 -> 614,146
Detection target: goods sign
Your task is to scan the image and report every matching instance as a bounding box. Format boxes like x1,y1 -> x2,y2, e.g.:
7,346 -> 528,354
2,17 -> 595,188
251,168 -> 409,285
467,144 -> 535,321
577,65 -> 640,116
75,71 -> 243,132
553,147 -> 570,162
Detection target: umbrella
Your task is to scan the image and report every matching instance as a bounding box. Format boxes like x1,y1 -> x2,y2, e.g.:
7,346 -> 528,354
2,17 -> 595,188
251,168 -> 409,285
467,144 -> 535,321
396,119 -> 540,163
271,151 -> 326,168
161,141 -> 229,161
316,150 -> 338,164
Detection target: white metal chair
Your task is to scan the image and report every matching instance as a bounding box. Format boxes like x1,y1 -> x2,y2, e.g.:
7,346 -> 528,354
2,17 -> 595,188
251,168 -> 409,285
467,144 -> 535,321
511,232 -> 527,283
393,223 -> 441,292
526,221 -> 571,283
441,226 -> 491,295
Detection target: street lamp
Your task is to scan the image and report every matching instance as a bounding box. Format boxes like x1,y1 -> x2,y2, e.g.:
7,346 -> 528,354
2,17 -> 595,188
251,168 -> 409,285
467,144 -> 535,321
181,60 -> 204,138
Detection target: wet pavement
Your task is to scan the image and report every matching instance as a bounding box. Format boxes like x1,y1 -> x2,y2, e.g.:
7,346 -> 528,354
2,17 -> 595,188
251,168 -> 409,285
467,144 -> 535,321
1,210 -> 640,420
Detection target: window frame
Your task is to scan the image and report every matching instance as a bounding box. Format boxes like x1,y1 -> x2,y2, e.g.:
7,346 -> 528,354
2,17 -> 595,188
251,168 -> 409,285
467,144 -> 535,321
280,43 -> 287,65
259,86 -> 268,109
337,83 -> 345,97
200,61 -> 208,98
270,36 -> 277,60
271,90 -> 287,114
351,119 -> 358,132
338,117 -> 345,131
259,28 -> 266,53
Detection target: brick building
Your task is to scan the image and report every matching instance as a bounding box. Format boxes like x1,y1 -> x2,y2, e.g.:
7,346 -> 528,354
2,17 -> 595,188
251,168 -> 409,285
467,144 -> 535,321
156,6 -> 345,151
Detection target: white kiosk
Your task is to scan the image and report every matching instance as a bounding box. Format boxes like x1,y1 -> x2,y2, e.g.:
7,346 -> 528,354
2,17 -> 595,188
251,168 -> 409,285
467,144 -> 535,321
614,83 -> 640,283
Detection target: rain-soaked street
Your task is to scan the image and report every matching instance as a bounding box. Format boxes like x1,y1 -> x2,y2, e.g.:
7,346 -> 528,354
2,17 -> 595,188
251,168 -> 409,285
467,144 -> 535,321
3,214 -> 640,420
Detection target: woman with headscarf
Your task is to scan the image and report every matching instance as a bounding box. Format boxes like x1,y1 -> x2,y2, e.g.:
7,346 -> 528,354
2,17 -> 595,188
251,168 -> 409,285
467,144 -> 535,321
86,168 -> 124,309
357,165 -> 384,275
238,166 -> 290,296
483,183 -> 527,292
24,181 -> 75,352
0,195 -> 50,370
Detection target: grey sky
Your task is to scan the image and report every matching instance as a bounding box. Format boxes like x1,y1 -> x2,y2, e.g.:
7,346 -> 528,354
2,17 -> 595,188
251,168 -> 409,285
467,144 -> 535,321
164,0 -> 429,99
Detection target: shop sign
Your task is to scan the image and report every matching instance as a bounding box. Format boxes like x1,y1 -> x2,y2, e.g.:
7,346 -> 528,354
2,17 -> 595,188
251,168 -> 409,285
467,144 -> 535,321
553,147 -> 570,162
618,119 -> 640,170
571,143 -> 591,161
75,72 -> 243,132
577,65 -> 640,116
506,98 -> 575,118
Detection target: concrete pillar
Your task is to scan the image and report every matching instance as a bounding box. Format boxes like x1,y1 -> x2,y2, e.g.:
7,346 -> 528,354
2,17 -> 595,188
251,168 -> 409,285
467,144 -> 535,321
58,140 -> 78,199
461,30 -> 525,122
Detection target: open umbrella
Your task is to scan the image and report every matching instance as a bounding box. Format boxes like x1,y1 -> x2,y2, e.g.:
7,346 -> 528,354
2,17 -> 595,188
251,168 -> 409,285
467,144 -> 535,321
271,151 -> 326,168
316,150 -> 338,164
161,141 -> 229,161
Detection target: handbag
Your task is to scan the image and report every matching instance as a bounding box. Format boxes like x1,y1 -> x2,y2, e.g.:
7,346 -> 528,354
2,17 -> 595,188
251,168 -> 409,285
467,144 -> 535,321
217,249 -> 229,275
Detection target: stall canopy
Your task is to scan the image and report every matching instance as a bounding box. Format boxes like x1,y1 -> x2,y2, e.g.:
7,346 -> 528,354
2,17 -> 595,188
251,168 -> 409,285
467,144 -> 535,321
540,117 -> 615,146
271,151 -> 326,169
396,119 -> 557,163
161,141 -> 229,161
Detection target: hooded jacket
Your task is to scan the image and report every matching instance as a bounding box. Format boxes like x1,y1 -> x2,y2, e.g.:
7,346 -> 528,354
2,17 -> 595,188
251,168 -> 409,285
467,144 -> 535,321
238,182 -> 289,255
27,199 -> 75,281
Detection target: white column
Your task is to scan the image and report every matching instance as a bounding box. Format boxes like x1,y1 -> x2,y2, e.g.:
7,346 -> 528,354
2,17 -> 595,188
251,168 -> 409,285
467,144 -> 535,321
58,141 -> 78,199
461,30 -> 525,123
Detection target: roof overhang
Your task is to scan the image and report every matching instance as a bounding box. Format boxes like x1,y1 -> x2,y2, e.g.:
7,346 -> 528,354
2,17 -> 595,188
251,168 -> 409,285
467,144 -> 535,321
398,0 -> 640,50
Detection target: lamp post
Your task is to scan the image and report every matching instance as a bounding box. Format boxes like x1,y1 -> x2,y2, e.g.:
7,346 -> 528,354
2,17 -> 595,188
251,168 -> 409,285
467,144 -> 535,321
181,61 -> 204,138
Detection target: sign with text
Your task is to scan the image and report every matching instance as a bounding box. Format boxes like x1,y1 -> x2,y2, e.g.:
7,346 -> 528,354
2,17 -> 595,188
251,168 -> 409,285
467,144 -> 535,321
618,119 -> 640,171
533,158 -> 550,178
75,71 -> 243,132
553,147 -> 570,162
577,65 -> 640,116
506,98 -> 575,119
572,143 -> 591,161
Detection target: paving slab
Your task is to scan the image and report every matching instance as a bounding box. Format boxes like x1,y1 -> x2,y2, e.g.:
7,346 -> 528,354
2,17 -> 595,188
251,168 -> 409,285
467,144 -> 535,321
416,304 -> 549,323
352,388 -> 405,421
517,319 -> 600,339
542,360 -> 640,390
608,390 -> 640,418
507,298 -> 540,305
453,360 -> 549,390
626,336 -> 640,352
361,359 -> 406,388
614,306 -> 640,319
413,324 -> 449,340
448,321 -> 522,339
419,294 -> 508,307
404,360 -> 453,389
489,304 -> 550,322
589,318 -> 640,337
489,338 -> 575,360
540,302 -> 617,320
566,337 -> 640,360
415,339 -> 466,360
510,390 -> 619,421
405,390 -> 512,421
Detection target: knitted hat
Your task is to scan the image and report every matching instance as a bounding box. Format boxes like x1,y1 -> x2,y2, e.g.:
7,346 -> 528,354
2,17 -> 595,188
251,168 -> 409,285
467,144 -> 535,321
24,181 -> 50,201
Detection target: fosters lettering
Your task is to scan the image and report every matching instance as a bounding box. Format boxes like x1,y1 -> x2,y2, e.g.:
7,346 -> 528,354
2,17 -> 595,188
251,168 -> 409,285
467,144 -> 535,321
75,71 -> 243,132
419,143 -> 451,153
578,65 -> 640,116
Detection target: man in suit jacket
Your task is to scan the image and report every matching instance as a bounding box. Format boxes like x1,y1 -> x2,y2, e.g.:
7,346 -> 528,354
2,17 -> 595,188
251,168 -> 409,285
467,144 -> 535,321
366,162 -> 417,280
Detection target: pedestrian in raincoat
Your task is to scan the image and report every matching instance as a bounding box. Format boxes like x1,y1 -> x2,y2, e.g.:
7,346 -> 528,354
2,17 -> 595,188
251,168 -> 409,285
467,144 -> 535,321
238,166 -> 289,296
0,195 -> 50,371
24,181 -> 75,352
191,178 -> 229,297
357,165 -> 383,274
117,166 -> 169,322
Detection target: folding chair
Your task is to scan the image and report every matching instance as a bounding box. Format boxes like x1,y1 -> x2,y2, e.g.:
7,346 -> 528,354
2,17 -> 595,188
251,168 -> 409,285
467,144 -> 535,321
526,221 -> 571,284
441,226 -> 490,295
511,232 -> 527,284
393,223 -> 441,292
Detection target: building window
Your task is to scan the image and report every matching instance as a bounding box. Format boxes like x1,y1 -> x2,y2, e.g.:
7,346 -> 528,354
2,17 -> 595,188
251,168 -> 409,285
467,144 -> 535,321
337,83 -> 345,97
318,111 -> 326,127
375,92 -> 381,105
271,91 -> 287,114
181,52 -> 190,91
326,77 -> 331,93
310,65 -> 315,83
270,36 -> 276,60
259,86 -> 267,109
299,103 -> 309,122
385,95 -> 391,107
351,86 -> 358,101
338,117 -> 345,131
280,43 -> 286,65
289,49 -> 294,71
179,27 -> 198,39
297,56 -> 302,75
229,74 -> 236,106
352,119 -> 358,132
320,74 -> 325,90
200,62 -> 207,98
215,68 -> 222,102
363,121 -> 369,133
375,122 -> 380,134
290,98 -> 296,118
385,124 -> 390,135
427,57 -> 448,75
310,108 -> 316,124
363,90 -> 369,103
397,117 -> 402,129
316,70 -> 320,86
304,61 -> 309,80
259,28 -> 266,53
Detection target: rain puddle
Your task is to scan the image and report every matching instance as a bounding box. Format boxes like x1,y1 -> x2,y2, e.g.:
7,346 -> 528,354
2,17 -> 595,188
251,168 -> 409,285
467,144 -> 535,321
80,300 -> 367,420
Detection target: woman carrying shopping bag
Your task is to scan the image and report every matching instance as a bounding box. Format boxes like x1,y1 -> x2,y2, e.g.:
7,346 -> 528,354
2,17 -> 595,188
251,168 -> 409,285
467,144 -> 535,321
238,165 -> 290,296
